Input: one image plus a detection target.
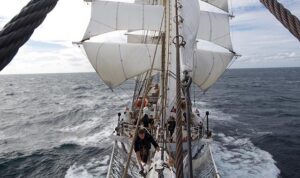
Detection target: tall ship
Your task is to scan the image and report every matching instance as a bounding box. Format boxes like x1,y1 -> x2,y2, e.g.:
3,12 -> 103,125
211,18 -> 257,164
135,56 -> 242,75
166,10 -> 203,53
78,0 -> 236,177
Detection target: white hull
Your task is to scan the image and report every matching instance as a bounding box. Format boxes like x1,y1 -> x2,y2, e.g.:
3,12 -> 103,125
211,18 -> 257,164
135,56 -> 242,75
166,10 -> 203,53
167,139 -> 219,178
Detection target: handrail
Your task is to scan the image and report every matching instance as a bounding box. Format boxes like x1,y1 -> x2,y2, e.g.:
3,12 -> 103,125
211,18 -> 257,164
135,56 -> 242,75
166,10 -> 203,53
208,145 -> 220,178
106,140 -> 117,178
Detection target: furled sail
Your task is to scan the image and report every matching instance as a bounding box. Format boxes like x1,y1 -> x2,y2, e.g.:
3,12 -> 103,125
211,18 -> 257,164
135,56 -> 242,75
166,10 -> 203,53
83,1 -> 164,40
201,0 -> 229,12
83,42 -> 161,88
192,49 -> 234,91
197,11 -> 233,51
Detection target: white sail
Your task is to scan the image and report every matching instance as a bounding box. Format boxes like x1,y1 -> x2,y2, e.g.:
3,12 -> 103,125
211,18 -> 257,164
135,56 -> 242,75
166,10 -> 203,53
178,0 -> 234,91
197,11 -> 232,51
80,0 -> 234,92
201,0 -> 229,12
134,0 -> 157,5
126,31 -> 160,44
180,0 -> 201,68
83,42 -> 161,88
192,49 -> 234,91
83,1 -> 164,40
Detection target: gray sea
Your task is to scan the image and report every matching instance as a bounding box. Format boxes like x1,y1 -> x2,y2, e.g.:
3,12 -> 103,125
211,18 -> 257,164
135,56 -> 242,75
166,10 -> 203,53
0,68 -> 299,178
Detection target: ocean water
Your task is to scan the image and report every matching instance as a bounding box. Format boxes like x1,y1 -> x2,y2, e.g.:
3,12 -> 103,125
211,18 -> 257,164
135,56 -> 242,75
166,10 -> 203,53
0,68 -> 299,178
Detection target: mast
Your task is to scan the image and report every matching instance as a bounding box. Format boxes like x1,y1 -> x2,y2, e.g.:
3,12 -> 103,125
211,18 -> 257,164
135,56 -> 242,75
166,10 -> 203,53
160,0 -> 168,161
183,71 -> 193,178
160,32 -> 166,160
174,0 -> 184,177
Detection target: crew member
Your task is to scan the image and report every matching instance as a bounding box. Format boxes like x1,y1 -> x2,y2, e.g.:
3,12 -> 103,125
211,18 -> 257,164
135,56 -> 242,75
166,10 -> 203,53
134,128 -> 159,171
152,84 -> 159,97
142,113 -> 150,128
134,97 -> 149,109
167,116 -> 176,141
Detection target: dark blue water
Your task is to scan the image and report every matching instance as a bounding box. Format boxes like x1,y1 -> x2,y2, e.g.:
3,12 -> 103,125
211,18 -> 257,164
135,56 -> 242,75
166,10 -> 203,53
198,68 -> 300,178
0,68 -> 299,178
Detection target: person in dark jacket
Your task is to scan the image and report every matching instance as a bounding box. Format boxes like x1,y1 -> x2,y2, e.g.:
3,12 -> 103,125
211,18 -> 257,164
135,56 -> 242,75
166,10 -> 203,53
142,114 -> 150,128
167,116 -> 176,139
134,128 -> 159,170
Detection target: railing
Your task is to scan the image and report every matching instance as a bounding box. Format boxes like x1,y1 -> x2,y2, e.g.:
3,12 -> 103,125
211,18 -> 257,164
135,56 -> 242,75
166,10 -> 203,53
119,122 -> 137,137
209,145 -> 220,178
196,144 -> 220,178
106,141 -> 117,178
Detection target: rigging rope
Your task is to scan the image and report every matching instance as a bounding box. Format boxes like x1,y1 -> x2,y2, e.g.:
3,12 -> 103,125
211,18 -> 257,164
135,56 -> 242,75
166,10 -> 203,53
121,12 -> 165,178
174,0 -> 184,177
0,0 -> 59,71
260,0 -> 300,41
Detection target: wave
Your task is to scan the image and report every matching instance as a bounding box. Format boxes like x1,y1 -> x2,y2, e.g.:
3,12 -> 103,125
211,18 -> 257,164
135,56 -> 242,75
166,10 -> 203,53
5,92 -> 15,96
72,85 -> 93,91
65,155 -> 110,178
194,101 -> 280,178
0,143 -> 106,178
213,133 -> 280,178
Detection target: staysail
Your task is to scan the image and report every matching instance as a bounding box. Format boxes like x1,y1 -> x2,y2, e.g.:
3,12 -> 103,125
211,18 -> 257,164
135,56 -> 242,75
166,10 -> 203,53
81,0 -> 235,91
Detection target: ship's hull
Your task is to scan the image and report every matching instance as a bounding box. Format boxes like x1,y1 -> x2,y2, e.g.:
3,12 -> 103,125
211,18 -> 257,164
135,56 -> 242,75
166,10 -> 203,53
167,139 -> 220,178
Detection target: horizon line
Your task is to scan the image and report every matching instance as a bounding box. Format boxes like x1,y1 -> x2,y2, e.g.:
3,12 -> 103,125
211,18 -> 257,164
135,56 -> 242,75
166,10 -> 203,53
1,66 -> 300,76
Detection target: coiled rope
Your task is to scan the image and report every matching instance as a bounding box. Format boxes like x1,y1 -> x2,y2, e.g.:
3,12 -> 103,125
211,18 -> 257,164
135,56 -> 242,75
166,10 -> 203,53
260,0 -> 300,41
0,0 -> 59,71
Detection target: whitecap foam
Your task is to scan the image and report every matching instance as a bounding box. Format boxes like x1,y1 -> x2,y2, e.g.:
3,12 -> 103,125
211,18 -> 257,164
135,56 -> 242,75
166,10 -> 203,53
193,101 -> 280,177
59,116 -> 106,133
212,133 -> 280,178
59,120 -> 115,147
65,165 -> 94,178
193,101 -> 238,122
65,156 -> 110,178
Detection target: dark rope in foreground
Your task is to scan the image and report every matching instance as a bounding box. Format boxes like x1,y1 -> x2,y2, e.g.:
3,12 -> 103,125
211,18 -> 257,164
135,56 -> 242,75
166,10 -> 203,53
0,0 -> 59,71
260,0 -> 300,41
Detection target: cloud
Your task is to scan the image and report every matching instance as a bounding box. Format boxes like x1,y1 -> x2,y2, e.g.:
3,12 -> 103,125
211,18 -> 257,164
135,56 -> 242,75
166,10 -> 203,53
1,41 -> 92,74
229,0 -> 300,68
0,0 -> 93,74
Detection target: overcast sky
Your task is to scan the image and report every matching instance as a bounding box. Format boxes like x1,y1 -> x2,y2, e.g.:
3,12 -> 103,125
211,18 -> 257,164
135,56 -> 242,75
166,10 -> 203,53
0,0 -> 299,74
